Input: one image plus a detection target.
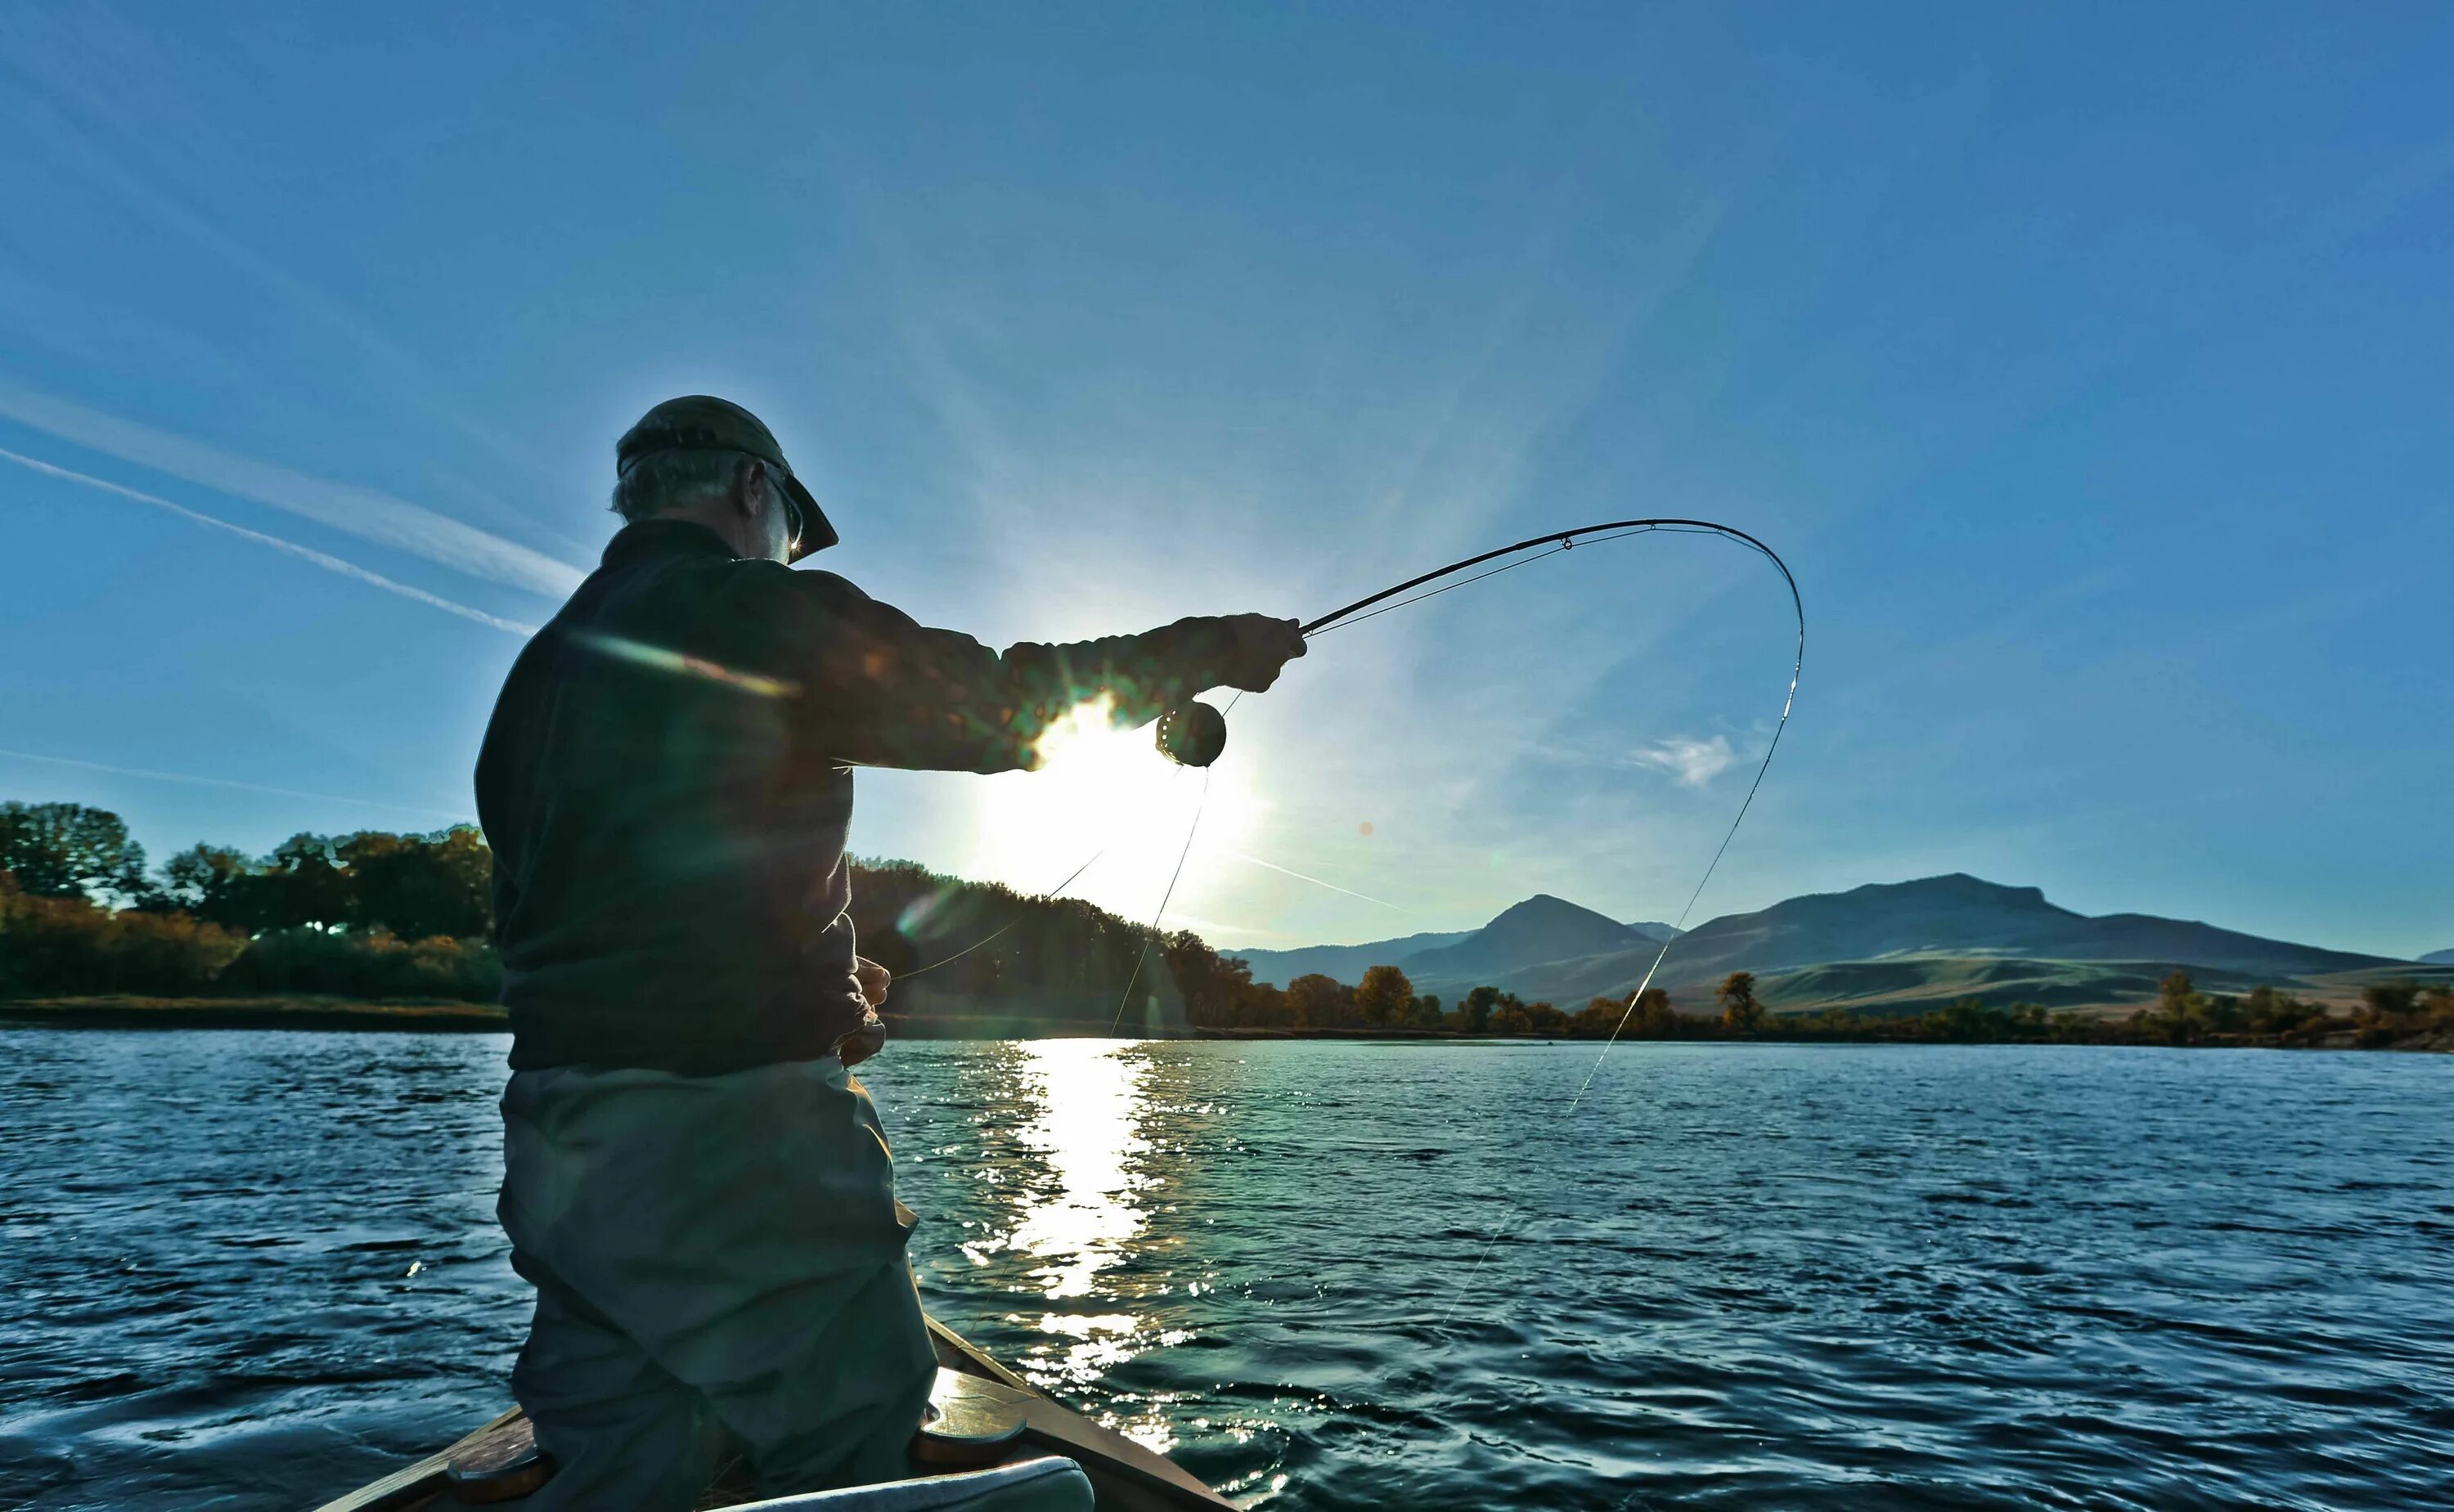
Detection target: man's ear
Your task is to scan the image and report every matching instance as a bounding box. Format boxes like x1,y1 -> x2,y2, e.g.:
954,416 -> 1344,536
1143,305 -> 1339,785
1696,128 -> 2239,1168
732,458 -> 768,520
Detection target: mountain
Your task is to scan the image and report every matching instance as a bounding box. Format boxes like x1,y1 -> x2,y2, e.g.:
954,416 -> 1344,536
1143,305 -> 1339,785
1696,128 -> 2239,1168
1227,928 -> 1475,989
1270,873 -> 2409,1013
2423,949 -> 2454,966
1400,895 -> 1661,980
1229,897 -> 1681,989
1650,873 -> 2398,985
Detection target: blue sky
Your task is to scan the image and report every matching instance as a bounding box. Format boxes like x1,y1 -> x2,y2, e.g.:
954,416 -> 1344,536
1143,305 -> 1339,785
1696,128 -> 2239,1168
2,3 -> 2447,958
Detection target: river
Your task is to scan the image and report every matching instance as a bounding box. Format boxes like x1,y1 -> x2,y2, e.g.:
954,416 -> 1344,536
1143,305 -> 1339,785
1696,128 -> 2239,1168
2,1032 -> 2448,1508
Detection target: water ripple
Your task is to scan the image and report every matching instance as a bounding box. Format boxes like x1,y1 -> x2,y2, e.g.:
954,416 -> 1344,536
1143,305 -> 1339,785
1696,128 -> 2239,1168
2,1034 -> 2449,1509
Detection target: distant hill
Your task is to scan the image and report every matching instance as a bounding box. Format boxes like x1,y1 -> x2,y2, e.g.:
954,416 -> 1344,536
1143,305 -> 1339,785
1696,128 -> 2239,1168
1748,953 -> 2270,1016
1400,895 -> 1665,981
1230,896 -> 1678,989
1270,873 -> 2409,1014
1646,873 -> 2397,984
2423,949 -> 2454,966
1226,928 -> 1474,989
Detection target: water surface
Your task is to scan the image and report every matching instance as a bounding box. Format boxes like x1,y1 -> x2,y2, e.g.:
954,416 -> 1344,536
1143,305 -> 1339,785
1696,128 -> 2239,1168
2,1033 -> 2448,1508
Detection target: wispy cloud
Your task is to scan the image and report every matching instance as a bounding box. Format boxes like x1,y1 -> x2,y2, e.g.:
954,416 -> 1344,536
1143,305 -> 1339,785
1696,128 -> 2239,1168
1629,734 -> 1740,787
1226,851 -> 1414,914
0,383 -> 582,598
0,747 -> 465,822
0,445 -> 536,635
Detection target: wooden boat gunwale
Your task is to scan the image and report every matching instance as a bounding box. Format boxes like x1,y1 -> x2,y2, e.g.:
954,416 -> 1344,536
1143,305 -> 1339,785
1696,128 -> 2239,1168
310,1314 -> 1231,1511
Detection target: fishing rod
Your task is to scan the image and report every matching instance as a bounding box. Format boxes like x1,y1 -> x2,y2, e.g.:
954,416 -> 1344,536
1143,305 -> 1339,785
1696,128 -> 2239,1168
1097,518 -> 1802,1037
1152,518 -> 1800,769
903,515 -> 1805,1078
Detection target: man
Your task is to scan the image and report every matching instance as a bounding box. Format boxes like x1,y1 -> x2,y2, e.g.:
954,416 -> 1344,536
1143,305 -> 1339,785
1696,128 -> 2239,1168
474,396 -> 1304,1507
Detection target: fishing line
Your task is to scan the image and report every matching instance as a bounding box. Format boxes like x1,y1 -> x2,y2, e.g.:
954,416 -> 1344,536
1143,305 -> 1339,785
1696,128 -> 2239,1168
1078,517 -> 1804,1335
894,845 -> 1114,980
1099,687 -> 1247,1032
908,517 -> 1803,1112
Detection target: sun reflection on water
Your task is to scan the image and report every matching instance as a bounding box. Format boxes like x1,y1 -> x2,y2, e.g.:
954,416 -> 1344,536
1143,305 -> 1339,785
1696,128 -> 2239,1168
976,1040 -> 1191,1449
1009,1039 -> 1150,1302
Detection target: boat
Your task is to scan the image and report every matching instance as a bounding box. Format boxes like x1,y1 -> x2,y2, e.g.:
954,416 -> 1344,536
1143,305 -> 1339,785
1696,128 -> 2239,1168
314,1314 -> 1233,1511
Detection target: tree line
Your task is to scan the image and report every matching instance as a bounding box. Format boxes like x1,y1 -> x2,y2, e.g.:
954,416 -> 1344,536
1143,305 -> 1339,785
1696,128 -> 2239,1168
1174,961 -> 2451,1048
6,799 -> 2446,1047
1,801 -> 500,1001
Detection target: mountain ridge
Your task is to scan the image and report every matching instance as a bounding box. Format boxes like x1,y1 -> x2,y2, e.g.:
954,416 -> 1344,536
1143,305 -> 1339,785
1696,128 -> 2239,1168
1231,873 -> 2417,1010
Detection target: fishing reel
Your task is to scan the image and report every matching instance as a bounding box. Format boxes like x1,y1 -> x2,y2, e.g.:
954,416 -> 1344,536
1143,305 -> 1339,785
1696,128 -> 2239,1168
1155,701 -> 1228,767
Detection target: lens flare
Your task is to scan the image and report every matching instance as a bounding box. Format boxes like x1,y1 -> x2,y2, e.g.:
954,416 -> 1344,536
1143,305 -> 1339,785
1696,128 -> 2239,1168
968,695 -> 1258,920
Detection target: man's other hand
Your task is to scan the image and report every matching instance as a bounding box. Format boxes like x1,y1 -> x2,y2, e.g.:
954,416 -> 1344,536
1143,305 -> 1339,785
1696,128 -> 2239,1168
854,957 -> 891,1009
1218,615 -> 1307,693
837,1008 -> 886,1068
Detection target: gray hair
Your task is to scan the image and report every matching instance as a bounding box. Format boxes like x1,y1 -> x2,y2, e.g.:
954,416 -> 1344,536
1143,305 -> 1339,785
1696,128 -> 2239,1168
609,447 -> 764,525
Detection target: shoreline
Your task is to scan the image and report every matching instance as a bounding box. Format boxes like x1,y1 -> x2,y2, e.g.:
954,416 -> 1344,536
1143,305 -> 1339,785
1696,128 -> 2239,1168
0,995 -> 509,1031
3,997 -> 2447,1051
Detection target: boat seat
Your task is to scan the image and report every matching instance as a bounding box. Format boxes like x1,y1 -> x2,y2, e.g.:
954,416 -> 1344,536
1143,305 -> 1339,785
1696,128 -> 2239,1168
726,1456 -> 1092,1512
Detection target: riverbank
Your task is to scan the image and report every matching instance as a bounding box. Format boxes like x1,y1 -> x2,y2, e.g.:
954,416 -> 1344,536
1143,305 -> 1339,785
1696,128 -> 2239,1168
7,996 -> 2448,1049
0,994 -> 507,1030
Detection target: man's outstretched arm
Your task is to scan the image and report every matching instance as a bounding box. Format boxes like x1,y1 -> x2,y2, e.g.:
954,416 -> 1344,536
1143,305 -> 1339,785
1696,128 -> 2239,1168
743,567 -> 1305,772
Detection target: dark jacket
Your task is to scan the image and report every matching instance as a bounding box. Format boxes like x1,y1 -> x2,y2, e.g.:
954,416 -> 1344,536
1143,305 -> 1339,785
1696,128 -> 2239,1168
476,519 -> 1240,1075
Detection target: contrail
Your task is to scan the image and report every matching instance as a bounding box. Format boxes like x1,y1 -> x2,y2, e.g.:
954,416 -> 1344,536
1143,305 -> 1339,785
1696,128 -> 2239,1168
0,747 -> 468,822
0,446 -> 537,635
1227,851 -> 1411,913
0,381 -> 584,598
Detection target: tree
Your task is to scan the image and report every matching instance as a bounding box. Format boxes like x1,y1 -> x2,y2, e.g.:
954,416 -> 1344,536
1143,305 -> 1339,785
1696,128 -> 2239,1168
1571,997 -> 1625,1037
256,833 -> 357,932
1355,964 -> 1414,1027
2241,984 -> 2313,1034
0,801 -> 151,904
1458,985 -> 1501,1034
160,844 -> 258,929
2360,982 -> 2420,1021
2159,971 -> 2197,1014
1407,993 -> 1444,1028
1630,987 -> 1676,1037
1171,935 -> 1258,1028
1286,973 -> 1348,1029
342,826 -> 492,939
1717,971 -> 1764,1035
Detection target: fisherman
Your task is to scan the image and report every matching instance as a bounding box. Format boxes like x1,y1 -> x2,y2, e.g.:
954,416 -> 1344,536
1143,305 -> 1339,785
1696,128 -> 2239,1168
474,396 -> 1305,1508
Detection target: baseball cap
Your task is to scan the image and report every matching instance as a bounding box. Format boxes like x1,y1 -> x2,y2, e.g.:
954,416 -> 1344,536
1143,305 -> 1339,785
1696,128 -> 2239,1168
615,395 -> 838,562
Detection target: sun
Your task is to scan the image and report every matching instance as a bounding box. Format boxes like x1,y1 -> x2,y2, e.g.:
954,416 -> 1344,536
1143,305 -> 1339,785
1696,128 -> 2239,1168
967,695 -> 1258,922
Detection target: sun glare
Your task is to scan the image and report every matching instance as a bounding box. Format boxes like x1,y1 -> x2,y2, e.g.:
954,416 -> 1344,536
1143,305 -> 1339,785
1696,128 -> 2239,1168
967,695 -> 1258,922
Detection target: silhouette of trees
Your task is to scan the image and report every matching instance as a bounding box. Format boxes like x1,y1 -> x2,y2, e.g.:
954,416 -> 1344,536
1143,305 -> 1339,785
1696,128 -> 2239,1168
160,845 -> 257,929
1355,964 -> 1414,1027
1458,985 -> 1501,1034
1717,971 -> 1764,1035
1630,986 -> 1676,1037
9,792 -> 2448,1049
343,828 -> 492,940
0,802 -> 151,904
2241,984 -> 2317,1033
0,870 -> 243,995
1571,997 -> 1624,1037
4,802 -> 501,1003
1286,973 -> 1351,1029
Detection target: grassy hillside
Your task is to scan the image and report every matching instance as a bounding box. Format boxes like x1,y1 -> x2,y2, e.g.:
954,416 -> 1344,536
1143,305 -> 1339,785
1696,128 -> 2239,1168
1751,954 -> 2268,1017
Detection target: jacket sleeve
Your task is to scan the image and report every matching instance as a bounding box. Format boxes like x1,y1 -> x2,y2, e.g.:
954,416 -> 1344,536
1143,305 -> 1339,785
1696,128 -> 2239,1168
738,566 -> 1242,773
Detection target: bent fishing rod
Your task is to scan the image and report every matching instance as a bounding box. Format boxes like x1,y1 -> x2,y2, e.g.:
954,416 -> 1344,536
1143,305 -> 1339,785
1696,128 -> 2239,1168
1152,518 -> 1800,768
910,518 -> 1805,1022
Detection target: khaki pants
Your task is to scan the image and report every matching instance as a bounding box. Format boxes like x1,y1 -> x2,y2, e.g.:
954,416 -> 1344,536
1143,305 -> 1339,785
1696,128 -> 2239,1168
498,1056 -> 936,1510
